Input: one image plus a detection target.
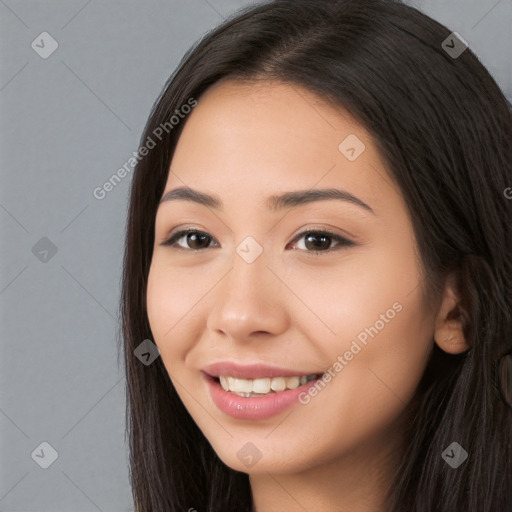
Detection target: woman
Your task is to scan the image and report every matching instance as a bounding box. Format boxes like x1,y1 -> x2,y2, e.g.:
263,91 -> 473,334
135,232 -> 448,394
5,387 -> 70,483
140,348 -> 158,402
120,1 -> 512,510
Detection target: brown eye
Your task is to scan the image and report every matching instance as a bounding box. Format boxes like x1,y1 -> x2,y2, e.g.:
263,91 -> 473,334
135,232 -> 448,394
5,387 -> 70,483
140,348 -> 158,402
290,230 -> 355,254
161,229 -> 217,250
304,232 -> 333,251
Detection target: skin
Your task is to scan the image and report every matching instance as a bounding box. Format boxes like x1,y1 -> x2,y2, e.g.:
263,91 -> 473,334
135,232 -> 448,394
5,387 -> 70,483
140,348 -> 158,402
146,79 -> 468,512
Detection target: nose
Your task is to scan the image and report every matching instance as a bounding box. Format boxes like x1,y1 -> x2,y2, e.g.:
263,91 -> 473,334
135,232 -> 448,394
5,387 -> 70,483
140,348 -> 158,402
206,246 -> 290,342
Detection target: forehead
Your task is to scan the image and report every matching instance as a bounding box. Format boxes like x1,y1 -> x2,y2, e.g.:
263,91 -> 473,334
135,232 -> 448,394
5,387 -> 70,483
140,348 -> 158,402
178,78 -> 369,151
165,79 -> 401,218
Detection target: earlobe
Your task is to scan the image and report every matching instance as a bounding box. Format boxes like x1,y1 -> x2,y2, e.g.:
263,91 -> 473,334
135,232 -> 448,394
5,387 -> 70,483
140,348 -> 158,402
433,272 -> 470,355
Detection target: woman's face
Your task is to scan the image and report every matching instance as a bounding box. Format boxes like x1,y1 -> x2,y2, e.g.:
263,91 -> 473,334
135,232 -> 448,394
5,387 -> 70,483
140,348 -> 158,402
147,79 -> 436,476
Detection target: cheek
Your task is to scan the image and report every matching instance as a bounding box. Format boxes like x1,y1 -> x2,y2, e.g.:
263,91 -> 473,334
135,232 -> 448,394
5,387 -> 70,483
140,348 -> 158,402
292,242 -> 433,411
289,277 -> 433,460
322,297 -> 433,453
280,239 -> 423,346
146,262 -> 202,365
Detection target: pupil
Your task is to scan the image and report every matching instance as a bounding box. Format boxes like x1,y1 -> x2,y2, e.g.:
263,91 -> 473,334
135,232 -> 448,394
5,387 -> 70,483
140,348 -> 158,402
305,233 -> 330,251
188,232 -> 209,249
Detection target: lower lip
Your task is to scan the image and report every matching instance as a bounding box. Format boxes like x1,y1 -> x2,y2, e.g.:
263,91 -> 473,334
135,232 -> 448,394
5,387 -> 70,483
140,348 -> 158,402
203,372 -> 323,420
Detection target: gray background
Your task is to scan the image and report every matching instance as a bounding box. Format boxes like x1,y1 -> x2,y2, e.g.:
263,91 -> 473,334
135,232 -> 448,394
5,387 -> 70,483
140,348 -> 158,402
0,1 -> 510,511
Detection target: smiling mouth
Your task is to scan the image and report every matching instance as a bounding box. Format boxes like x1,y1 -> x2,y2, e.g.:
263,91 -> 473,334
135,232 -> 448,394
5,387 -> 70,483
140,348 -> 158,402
213,374 -> 322,397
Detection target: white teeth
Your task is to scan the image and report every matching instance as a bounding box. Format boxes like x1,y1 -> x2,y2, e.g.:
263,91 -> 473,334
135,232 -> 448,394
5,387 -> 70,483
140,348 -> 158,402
286,376 -> 299,389
252,378 -> 271,394
218,374 -> 319,395
270,376 -> 286,392
228,377 -> 252,393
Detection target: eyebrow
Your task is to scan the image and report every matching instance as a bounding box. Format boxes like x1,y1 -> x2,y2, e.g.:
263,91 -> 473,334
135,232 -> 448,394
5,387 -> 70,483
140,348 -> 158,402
158,186 -> 375,215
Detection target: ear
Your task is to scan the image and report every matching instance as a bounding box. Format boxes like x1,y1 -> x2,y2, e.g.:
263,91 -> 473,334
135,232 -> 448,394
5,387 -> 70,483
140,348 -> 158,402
433,272 -> 470,354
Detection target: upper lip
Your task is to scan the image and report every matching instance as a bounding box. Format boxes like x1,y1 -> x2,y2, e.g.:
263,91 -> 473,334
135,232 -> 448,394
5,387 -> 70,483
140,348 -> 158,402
202,361 -> 321,379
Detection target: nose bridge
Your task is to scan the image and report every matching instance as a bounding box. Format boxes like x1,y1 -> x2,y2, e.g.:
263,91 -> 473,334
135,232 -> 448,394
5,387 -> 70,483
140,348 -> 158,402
224,231 -> 272,291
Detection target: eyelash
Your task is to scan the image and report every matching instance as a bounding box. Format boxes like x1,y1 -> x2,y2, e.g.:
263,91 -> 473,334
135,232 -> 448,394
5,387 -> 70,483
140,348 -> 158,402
160,228 -> 355,255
